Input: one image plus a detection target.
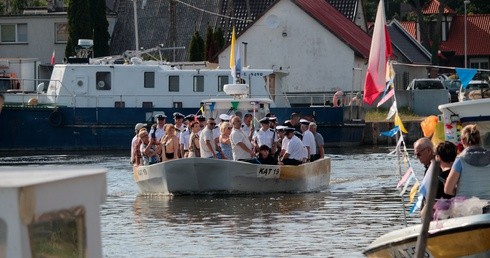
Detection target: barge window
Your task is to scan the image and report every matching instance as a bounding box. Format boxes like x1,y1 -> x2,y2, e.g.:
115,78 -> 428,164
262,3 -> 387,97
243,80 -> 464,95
144,72 -> 155,88
193,75 -> 204,92
218,76 -> 228,92
173,102 -> 182,108
1,23 -> 27,43
169,76 -> 179,92
96,72 -> 111,90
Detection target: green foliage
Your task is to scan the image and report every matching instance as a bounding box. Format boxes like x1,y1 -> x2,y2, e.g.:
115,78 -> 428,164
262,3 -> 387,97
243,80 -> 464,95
90,0 -> 110,57
214,27 -> 225,51
188,30 -> 204,61
204,25 -> 217,62
66,0 -> 92,57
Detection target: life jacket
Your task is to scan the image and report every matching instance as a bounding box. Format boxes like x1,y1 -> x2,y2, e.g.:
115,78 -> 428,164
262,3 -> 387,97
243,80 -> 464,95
456,146 -> 490,199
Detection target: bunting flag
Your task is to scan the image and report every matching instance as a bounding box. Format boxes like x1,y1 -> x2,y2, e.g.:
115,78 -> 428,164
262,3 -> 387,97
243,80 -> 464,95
409,181 -> 419,203
395,114 -> 408,133
209,102 -> 216,112
231,101 -> 239,111
51,50 -> 56,65
397,167 -> 413,188
455,68 -> 477,89
199,106 -> 204,114
380,126 -> 399,137
229,26 -> 237,83
399,173 -> 414,196
377,88 -> 395,107
386,100 -> 397,120
363,0 -> 392,105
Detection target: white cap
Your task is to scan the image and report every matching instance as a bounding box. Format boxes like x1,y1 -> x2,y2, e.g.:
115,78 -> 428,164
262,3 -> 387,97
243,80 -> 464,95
300,119 -> 310,125
135,123 -> 147,131
276,125 -> 287,131
219,114 -> 231,121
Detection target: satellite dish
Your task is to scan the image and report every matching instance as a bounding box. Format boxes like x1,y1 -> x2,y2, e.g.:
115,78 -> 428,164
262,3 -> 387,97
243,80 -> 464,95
266,14 -> 280,29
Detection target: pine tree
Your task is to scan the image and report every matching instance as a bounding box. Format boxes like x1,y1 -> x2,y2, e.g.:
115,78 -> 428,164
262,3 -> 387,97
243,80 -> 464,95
214,27 -> 225,51
65,0 -> 92,57
188,30 -> 204,61
204,25 -> 217,62
90,0 -> 110,57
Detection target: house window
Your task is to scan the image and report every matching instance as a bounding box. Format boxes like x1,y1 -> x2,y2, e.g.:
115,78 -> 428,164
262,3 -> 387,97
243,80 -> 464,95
144,72 -> 155,88
470,58 -> 489,70
96,72 -> 111,90
0,24 -> 27,43
169,76 -> 179,92
55,23 -> 68,43
218,75 -> 228,92
193,75 -> 204,92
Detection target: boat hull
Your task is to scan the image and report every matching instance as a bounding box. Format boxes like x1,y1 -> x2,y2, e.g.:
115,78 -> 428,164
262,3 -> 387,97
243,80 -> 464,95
364,214 -> 490,258
133,157 -> 331,194
0,105 -> 363,151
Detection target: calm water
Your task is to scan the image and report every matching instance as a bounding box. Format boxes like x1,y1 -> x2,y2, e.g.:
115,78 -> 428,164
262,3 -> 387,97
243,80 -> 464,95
0,147 -> 424,257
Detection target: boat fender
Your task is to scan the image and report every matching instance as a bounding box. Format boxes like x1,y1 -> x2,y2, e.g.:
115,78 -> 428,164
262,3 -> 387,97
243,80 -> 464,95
49,109 -> 64,127
332,91 -> 345,107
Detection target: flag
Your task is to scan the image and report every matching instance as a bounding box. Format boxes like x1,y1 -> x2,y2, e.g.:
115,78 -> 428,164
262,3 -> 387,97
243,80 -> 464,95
386,100 -> 397,120
229,27 -> 237,83
235,40 -> 241,80
363,0 -> 392,105
455,68 -> 477,89
51,50 -> 56,65
380,126 -> 399,137
395,114 -> 408,133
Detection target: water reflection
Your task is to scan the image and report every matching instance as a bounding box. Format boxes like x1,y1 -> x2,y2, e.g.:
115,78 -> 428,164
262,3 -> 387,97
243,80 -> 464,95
132,193 -> 328,230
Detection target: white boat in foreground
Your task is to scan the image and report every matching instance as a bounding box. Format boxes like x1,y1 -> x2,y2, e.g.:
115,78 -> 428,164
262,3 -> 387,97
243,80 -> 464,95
0,167 -> 106,258
133,157 -> 331,194
364,214 -> 490,257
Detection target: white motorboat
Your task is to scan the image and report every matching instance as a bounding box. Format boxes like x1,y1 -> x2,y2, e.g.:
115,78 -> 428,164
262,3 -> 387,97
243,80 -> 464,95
364,214 -> 490,257
133,157 -> 331,195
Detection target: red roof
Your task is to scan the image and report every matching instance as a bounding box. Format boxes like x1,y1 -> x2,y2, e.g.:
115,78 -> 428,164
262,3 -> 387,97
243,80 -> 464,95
422,0 -> 456,15
440,14 -> 490,56
400,21 -> 417,39
293,0 -> 371,59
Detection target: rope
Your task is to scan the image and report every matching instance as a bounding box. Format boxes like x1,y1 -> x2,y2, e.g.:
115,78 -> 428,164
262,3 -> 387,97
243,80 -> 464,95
174,0 -> 253,22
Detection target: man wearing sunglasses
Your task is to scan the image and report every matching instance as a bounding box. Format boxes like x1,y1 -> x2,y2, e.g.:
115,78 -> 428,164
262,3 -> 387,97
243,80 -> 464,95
200,118 -> 219,158
414,137 -> 435,173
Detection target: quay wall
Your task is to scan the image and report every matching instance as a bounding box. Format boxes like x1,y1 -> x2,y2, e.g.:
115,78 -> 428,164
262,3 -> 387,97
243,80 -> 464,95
362,121 -> 424,146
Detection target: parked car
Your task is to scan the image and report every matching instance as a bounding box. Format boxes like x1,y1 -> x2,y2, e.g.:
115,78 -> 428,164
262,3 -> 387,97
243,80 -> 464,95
406,79 -> 446,90
459,80 -> 490,101
441,79 -> 461,102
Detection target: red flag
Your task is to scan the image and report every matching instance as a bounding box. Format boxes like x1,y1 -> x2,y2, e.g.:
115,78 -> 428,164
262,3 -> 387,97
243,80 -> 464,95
51,50 -> 55,65
363,0 -> 392,105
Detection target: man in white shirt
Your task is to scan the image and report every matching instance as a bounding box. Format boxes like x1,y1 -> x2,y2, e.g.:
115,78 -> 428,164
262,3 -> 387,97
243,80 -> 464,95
300,119 -> 316,161
279,127 -> 304,165
241,113 -> 253,137
199,118 -> 218,158
252,117 -> 277,153
150,114 -> 166,141
179,114 -> 194,158
230,116 -> 255,161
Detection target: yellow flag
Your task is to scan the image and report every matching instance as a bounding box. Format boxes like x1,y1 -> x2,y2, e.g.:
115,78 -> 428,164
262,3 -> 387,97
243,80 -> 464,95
395,114 -> 408,133
229,27 -> 236,70
199,106 -> 204,114
409,181 -> 419,203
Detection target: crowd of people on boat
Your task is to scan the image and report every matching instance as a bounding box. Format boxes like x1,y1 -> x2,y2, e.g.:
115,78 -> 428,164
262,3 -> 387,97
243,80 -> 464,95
414,124 -> 490,219
130,112 -> 325,166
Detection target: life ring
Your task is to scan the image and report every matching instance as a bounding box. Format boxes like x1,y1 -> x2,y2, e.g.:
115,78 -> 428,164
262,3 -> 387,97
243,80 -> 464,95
333,91 -> 345,107
49,109 -> 64,127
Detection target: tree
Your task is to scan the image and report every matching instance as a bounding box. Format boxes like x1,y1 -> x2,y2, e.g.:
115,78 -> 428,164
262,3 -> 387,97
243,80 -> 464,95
214,27 -> 225,51
65,0 -> 92,57
90,0 -> 110,57
188,30 -> 204,61
204,25 -> 217,62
